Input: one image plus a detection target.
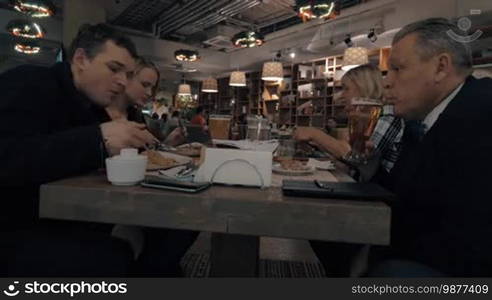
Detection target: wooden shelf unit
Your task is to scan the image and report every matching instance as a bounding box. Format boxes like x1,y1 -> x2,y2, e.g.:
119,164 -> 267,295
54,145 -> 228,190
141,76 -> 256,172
199,47 -> 390,129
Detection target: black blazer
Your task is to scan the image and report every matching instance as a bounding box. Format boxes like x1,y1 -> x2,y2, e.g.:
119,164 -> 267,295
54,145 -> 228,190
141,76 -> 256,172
0,63 -> 108,228
388,76 -> 492,276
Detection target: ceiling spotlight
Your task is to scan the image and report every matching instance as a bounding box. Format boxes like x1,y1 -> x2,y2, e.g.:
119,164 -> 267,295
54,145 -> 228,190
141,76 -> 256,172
290,51 -> 296,59
276,50 -> 282,60
344,34 -> 353,47
368,28 -> 377,43
174,49 -> 199,62
6,20 -> 45,39
10,0 -> 55,18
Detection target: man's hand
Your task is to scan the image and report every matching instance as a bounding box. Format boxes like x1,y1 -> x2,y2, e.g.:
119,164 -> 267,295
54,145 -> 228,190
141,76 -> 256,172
100,120 -> 156,156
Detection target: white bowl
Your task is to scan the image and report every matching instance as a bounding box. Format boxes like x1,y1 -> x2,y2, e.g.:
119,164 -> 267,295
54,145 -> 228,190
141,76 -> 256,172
106,150 -> 148,186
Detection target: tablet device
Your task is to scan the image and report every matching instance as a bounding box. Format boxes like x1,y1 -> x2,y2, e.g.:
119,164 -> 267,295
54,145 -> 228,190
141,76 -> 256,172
282,180 -> 395,203
141,175 -> 211,193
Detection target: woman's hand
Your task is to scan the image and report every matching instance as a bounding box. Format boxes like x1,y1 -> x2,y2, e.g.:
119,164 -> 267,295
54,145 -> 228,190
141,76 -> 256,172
293,127 -> 321,143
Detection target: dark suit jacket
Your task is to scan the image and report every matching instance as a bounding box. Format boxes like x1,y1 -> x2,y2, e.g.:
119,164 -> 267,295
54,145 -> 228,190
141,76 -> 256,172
388,76 -> 492,276
0,63 -> 108,228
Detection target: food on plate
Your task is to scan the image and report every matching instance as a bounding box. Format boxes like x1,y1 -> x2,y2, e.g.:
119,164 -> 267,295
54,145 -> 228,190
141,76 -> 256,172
280,159 -> 310,171
143,150 -> 177,168
175,143 -> 202,157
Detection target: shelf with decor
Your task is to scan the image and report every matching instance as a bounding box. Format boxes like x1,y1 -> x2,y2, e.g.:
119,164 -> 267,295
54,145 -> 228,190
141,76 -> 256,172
284,47 -> 390,129
276,64 -> 296,127
198,81 -> 218,115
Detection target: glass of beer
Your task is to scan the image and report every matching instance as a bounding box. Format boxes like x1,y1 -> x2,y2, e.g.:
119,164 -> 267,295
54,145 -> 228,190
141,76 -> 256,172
345,98 -> 382,164
209,115 -> 232,140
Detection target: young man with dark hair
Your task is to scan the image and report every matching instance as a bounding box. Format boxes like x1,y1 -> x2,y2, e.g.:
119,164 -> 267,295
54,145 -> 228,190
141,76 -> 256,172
0,23 -> 155,276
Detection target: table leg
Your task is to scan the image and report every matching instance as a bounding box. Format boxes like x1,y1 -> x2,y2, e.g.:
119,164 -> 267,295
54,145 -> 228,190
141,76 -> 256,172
210,233 -> 259,277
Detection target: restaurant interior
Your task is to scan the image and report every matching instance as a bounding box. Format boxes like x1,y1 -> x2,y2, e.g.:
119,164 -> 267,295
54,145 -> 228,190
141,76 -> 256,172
1,0 -> 492,278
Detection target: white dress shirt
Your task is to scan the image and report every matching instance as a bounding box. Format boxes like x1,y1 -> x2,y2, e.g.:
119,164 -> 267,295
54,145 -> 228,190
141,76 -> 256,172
422,82 -> 464,133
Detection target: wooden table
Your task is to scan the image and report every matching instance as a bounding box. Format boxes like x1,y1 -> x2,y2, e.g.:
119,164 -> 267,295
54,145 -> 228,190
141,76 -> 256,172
39,169 -> 390,277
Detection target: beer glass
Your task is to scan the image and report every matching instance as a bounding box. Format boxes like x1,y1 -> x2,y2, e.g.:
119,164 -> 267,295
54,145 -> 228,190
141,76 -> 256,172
247,116 -> 270,141
345,98 -> 382,164
276,137 -> 296,160
209,115 -> 232,140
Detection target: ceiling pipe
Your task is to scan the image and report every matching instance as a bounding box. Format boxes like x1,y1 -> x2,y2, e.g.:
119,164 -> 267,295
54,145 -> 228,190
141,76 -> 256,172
153,0 -> 206,35
158,0 -> 230,36
189,0 -> 261,33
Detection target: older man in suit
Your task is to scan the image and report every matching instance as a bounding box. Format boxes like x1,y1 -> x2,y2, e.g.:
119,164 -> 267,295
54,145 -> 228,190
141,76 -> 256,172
369,18 -> 492,277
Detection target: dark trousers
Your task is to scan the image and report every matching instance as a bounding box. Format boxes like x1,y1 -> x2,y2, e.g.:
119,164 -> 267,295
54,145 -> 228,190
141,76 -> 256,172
310,241 -> 445,277
310,240 -> 364,277
1,221 -> 198,277
367,259 -> 446,277
132,227 -> 199,277
1,220 -> 133,277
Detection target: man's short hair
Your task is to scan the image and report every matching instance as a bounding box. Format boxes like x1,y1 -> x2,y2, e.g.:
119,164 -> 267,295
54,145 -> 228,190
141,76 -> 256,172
68,23 -> 138,61
393,18 -> 473,74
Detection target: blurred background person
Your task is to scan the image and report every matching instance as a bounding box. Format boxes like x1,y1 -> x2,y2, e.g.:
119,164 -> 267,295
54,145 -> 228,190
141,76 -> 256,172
190,106 -> 207,128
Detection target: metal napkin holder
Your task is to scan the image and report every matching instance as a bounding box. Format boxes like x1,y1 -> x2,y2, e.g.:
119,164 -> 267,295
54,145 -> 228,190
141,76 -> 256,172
193,148 -> 272,188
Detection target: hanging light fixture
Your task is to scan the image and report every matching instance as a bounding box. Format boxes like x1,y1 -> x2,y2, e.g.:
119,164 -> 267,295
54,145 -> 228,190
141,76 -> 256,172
342,47 -> 369,71
229,71 -> 246,87
6,19 -> 45,39
202,77 -> 218,93
174,49 -> 200,62
232,31 -> 265,48
262,61 -> 283,81
296,0 -> 339,22
10,0 -> 55,18
178,83 -> 191,96
14,40 -> 41,54
177,75 -> 191,96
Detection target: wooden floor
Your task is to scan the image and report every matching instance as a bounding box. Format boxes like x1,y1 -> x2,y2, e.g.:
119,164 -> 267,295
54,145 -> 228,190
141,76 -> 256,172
187,232 -> 320,263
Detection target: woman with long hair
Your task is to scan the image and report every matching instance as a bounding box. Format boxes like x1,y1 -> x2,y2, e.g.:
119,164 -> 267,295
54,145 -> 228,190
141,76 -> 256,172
106,57 -> 160,122
294,64 -> 404,177
102,57 -> 197,277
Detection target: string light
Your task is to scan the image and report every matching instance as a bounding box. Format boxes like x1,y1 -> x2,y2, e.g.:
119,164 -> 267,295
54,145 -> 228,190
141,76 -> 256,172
297,1 -> 338,22
6,20 -> 44,39
10,0 -> 55,18
14,41 -> 41,54
232,31 -> 265,48
174,49 -> 200,62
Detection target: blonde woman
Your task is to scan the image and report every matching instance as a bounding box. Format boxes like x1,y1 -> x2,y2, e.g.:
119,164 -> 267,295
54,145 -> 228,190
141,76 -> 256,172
102,57 -> 197,277
105,57 -> 160,122
294,64 -> 404,175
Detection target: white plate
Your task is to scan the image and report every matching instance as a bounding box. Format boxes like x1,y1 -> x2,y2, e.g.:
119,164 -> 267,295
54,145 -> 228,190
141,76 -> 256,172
272,163 -> 315,176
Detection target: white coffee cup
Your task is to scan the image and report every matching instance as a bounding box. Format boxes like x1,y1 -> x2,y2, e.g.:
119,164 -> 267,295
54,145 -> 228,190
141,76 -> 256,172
106,148 -> 148,186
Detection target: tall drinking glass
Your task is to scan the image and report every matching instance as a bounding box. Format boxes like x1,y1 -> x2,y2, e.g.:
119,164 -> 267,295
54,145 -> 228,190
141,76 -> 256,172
209,115 -> 232,140
345,98 -> 382,164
